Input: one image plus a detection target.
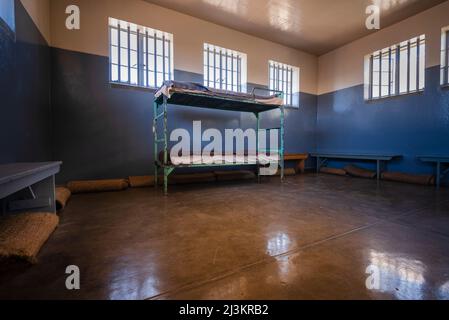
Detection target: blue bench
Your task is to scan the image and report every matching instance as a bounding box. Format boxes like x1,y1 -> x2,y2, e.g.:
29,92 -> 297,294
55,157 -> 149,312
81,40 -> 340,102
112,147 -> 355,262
0,162 -> 62,214
418,156 -> 449,188
310,153 -> 402,180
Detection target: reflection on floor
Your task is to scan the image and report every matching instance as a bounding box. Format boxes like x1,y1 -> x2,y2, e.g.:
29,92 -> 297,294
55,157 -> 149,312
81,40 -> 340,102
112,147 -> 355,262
0,174 -> 448,300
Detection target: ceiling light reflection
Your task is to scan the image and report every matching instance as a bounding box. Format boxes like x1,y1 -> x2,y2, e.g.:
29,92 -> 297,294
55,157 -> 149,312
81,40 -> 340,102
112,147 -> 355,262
372,0 -> 416,12
202,0 -> 248,16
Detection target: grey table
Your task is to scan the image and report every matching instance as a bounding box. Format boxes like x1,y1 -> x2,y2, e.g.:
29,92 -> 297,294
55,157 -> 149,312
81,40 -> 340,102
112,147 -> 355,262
0,162 -> 62,214
310,153 -> 402,180
418,156 -> 449,188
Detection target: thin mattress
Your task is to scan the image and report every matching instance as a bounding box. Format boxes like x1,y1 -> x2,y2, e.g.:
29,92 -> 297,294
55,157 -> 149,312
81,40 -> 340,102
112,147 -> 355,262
155,81 -> 283,106
164,154 -> 280,166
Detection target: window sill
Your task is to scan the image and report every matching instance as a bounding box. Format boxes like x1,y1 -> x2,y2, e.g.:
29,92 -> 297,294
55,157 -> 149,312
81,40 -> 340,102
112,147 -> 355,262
365,89 -> 424,103
441,83 -> 449,90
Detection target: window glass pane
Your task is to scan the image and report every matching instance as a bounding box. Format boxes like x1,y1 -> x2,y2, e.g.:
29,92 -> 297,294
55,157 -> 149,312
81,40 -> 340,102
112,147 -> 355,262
156,73 -> 163,87
111,65 -> 118,82
111,28 -> 118,46
419,40 -> 425,89
120,66 -> 128,82
130,33 -> 137,51
409,39 -> 418,92
111,46 -> 118,65
120,48 -> 128,66
148,73 -> 155,88
130,50 -> 137,69
390,48 -> 397,95
372,55 -> 380,98
148,37 -> 155,54
399,45 -> 408,93
130,68 -> 138,85
120,30 -> 128,48
381,51 -> 390,97
156,39 -> 163,54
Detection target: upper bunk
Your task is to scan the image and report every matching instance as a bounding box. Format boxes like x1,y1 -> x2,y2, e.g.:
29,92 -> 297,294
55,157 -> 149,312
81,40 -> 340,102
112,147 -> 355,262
154,81 -> 284,113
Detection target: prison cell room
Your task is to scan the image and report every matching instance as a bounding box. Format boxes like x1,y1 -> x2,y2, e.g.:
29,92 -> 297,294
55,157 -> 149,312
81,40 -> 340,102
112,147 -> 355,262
1,0 -> 449,302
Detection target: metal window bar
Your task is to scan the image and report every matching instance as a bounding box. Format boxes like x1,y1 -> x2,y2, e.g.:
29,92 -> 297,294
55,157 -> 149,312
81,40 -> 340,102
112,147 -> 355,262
290,67 -> 293,106
146,31 -> 149,87
281,64 -> 284,102
117,24 -> 121,83
213,48 -> 217,89
127,26 -> 131,85
237,57 -> 242,92
445,31 -> 449,85
219,50 -> 223,89
395,45 -> 400,95
388,47 -> 393,96
109,25 -> 112,83
162,35 -> 166,83
379,52 -> 382,98
231,53 -> 234,90
407,41 -> 411,93
206,48 -> 210,87
153,32 -> 158,88
225,52 -> 228,90
415,37 -> 421,91
168,38 -> 172,81
137,29 -> 141,86
369,54 -> 373,99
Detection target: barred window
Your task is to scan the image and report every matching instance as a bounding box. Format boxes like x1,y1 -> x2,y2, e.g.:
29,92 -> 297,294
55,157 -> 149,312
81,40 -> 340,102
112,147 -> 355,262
365,35 -> 425,100
441,27 -> 449,86
269,61 -> 300,107
109,18 -> 173,88
203,43 -> 247,92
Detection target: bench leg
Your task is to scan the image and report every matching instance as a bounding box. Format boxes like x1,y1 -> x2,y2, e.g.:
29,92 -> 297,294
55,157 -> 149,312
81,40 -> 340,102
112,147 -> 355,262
436,162 -> 441,188
5,176 -> 56,214
376,160 -> 381,181
316,156 -> 320,173
295,160 -> 306,174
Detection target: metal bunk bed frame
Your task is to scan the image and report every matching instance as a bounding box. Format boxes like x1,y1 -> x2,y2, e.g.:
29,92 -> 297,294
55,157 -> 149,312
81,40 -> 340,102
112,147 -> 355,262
153,87 -> 285,195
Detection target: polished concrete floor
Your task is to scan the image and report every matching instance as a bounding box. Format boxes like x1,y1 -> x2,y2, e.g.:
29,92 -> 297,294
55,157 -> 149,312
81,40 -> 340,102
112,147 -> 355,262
0,174 -> 448,300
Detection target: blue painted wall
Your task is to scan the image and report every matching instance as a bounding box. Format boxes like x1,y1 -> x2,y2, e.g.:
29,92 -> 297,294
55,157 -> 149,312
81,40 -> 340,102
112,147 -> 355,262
0,0 -> 52,164
317,66 -> 449,179
51,48 -> 317,182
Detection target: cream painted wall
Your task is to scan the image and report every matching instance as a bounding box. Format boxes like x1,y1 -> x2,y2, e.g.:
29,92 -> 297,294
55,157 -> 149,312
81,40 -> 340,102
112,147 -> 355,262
20,0 -> 51,43
49,0 -> 318,94
318,0 -> 449,95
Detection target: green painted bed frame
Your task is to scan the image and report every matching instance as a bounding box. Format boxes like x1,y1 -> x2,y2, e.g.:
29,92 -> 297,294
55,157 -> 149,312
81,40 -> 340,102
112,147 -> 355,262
153,88 -> 285,195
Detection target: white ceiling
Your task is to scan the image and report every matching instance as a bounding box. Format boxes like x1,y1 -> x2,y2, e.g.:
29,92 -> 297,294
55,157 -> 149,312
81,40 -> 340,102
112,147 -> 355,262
145,0 -> 446,55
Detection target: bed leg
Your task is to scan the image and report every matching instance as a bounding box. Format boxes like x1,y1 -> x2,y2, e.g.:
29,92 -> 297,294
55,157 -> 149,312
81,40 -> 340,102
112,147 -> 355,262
154,165 -> 158,188
164,168 -> 168,196
280,106 -> 285,182
436,162 -> 441,188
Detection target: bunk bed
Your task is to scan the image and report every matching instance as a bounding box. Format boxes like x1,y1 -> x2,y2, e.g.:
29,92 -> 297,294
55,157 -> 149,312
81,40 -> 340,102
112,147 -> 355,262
153,81 -> 285,194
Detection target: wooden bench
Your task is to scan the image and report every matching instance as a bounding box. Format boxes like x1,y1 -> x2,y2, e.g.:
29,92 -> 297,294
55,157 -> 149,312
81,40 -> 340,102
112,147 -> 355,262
284,153 -> 309,174
418,156 -> 449,188
310,153 -> 401,180
0,162 -> 62,214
